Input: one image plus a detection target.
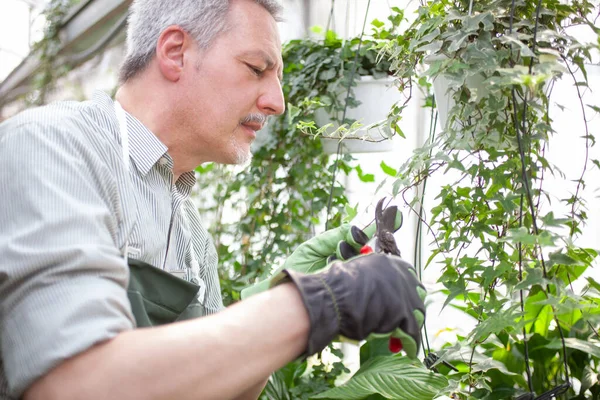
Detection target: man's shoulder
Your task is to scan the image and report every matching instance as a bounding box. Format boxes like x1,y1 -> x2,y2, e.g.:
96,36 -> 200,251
2,99 -> 89,127
0,98 -> 118,151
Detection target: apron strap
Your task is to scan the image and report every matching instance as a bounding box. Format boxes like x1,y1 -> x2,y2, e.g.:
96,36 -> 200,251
114,99 -> 204,325
114,100 -> 130,260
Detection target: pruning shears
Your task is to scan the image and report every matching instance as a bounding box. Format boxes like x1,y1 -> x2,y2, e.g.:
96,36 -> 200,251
363,198 -> 459,372
359,198 -> 404,353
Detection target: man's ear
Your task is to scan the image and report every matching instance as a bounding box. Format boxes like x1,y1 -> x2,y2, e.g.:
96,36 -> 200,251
156,25 -> 191,82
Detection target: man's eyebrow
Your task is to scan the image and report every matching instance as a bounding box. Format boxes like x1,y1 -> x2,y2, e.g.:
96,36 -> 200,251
240,50 -> 283,81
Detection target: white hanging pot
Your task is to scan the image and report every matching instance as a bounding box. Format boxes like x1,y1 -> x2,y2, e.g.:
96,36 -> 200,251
424,54 -> 549,132
315,76 -> 402,154
424,54 -> 488,131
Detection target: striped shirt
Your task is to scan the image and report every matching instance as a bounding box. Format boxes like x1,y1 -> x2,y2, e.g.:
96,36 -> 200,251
0,91 -> 224,398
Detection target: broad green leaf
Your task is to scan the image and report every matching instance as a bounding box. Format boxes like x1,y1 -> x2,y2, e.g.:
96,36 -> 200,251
360,337 -> 393,364
581,366 -> 598,394
311,356 -> 447,400
546,338 -> 600,359
525,291 -> 548,334
533,305 -> 553,337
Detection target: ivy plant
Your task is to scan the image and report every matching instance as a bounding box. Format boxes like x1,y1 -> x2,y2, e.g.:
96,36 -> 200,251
369,0 -> 600,398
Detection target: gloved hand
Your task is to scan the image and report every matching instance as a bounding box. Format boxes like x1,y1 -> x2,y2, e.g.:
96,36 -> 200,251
274,253 -> 426,359
240,208 -> 402,300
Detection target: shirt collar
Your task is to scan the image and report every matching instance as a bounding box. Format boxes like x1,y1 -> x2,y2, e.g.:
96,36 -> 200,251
92,91 -> 169,177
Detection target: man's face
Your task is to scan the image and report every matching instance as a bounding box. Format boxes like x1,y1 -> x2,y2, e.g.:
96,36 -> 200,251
178,0 -> 285,165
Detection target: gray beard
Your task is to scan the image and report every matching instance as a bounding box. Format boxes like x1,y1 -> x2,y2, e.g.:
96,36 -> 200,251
230,134 -> 252,166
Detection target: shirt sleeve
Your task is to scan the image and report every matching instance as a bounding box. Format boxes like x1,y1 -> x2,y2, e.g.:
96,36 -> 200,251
0,115 -> 135,397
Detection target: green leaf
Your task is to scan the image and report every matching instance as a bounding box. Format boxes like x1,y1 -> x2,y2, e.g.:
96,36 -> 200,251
581,366 -> 598,394
546,338 -> 600,359
356,165 -> 375,183
470,358 -> 519,376
371,19 -> 385,28
533,305 -> 553,337
587,277 -> 600,293
319,69 -> 337,80
506,227 -> 537,245
311,356 -> 447,400
380,161 -> 397,177
344,203 -> 358,223
360,337 -> 392,364
548,251 -> 579,266
540,211 -> 570,227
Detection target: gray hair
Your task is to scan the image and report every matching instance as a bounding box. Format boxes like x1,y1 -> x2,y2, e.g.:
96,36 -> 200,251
119,0 -> 283,83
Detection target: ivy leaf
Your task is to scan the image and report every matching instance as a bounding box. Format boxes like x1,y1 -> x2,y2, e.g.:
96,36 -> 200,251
344,203 -> 358,223
311,356 -> 447,400
514,268 -> 549,291
470,358 -> 519,376
548,251 -> 579,266
356,165 -> 375,182
319,69 -> 337,80
499,35 -> 535,57
540,211 -> 570,227
380,161 -> 397,177
470,305 -> 521,342
506,227 -> 537,245
371,19 -> 385,28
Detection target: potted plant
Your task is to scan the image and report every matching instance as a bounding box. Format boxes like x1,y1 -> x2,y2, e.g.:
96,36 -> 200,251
289,27 -> 409,154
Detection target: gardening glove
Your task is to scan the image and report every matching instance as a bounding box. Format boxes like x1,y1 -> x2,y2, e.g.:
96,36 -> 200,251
240,208 -> 402,300
273,253 -> 426,359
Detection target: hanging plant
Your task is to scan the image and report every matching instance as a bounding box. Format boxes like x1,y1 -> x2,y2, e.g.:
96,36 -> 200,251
28,0 -> 81,105
371,0 -> 600,398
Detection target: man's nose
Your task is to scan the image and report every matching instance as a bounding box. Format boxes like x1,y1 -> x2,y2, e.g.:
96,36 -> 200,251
258,77 -> 285,116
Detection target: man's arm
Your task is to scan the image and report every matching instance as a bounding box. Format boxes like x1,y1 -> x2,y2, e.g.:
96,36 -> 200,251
232,379 -> 270,400
25,283 -> 309,400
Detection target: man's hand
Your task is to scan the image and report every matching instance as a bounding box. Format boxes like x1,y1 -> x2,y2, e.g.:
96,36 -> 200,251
241,208 -> 402,299
275,253 -> 426,359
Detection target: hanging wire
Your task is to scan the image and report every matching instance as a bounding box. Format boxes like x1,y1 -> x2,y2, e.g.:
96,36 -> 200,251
325,0 -> 336,37
518,195 -> 535,393
325,0 -> 372,229
418,98 -> 438,358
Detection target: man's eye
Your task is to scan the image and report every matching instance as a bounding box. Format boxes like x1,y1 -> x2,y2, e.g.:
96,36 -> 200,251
247,64 -> 264,76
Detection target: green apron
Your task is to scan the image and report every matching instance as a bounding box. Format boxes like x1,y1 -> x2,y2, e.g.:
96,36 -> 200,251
127,259 -> 205,327
114,100 -> 204,327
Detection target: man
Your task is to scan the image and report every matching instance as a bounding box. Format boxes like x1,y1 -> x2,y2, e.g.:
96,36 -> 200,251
0,0 -> 426,399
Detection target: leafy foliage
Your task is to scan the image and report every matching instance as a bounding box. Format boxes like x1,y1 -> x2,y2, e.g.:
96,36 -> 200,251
372,0 -> 600,398
311,356 -> 447,400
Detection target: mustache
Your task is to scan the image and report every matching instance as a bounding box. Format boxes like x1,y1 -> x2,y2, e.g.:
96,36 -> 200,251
240,113 -> 268,126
